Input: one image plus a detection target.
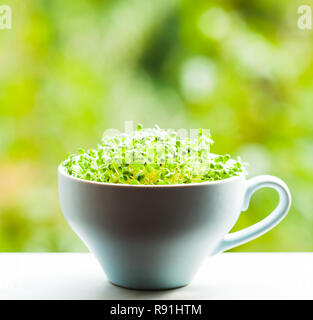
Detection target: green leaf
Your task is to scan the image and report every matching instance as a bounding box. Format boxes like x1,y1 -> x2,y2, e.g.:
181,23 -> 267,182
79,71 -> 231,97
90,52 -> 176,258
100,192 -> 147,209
62,124 -> 246,185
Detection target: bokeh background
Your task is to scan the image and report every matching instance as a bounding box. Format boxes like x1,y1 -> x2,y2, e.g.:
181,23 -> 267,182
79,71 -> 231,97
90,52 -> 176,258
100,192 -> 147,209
0,0 -> 312,251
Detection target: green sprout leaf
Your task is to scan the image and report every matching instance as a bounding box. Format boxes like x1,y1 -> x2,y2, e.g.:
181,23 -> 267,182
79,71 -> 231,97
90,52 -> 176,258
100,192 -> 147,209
62,125 -> 247,185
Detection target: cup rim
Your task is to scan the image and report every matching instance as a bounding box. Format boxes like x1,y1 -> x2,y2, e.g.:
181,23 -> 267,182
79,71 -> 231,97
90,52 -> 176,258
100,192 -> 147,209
58,164 -> 245,188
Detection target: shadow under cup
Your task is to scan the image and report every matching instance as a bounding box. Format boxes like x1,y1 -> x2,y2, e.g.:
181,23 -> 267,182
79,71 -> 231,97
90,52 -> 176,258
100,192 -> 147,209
58,166 -> 291,290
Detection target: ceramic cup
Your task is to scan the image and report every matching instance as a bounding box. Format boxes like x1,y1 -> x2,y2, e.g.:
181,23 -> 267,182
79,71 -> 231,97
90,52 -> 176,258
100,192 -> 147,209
58,165 -> 291,290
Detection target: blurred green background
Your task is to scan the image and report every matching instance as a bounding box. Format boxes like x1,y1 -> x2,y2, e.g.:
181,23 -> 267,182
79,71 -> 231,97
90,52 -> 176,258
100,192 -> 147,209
0,0 -> 312,252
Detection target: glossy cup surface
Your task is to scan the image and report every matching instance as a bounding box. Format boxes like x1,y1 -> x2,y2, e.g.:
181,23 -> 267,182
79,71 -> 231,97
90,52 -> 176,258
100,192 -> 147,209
58,166 -> 247,289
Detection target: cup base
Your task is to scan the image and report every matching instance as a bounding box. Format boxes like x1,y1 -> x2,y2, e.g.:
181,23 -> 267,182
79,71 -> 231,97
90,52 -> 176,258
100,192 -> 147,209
109,280 -> 190,291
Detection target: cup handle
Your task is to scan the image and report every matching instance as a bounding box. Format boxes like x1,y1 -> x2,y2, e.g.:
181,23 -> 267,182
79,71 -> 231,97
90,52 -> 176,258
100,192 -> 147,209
213,175 -> 291,254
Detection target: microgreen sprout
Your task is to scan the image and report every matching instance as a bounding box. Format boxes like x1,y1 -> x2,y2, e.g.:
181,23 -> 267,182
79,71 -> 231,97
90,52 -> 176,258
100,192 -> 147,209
62,125 -> 246,185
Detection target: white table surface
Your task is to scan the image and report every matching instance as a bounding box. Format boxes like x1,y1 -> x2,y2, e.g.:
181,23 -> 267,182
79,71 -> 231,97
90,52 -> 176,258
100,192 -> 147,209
0,253 -> 312,300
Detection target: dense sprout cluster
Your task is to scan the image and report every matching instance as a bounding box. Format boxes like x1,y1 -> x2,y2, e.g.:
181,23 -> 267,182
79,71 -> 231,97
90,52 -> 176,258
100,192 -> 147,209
62,125 -> 246,185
